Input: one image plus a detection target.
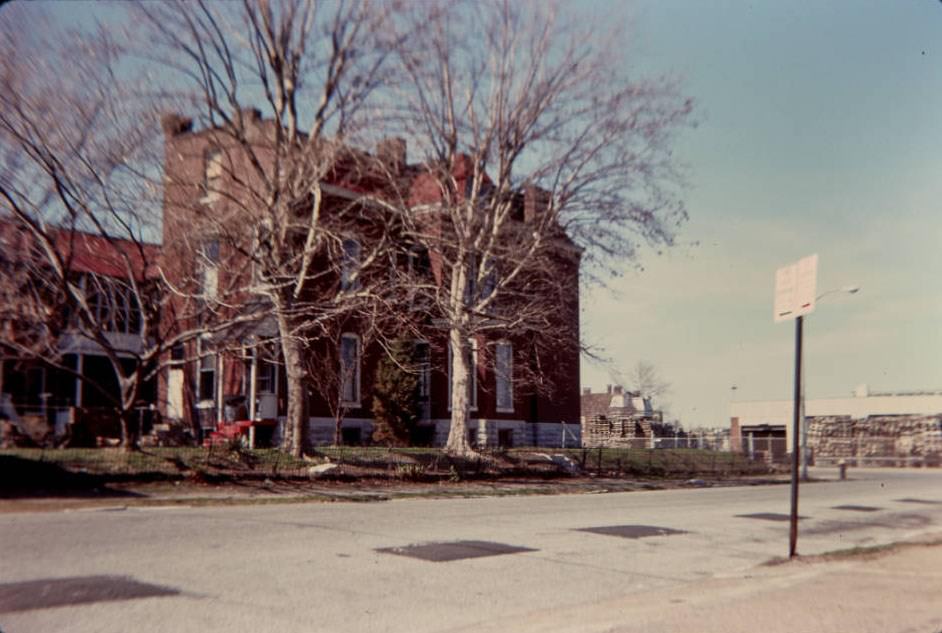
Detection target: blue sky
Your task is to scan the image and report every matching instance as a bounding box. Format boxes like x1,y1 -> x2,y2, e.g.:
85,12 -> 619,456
579,1 -> 942,427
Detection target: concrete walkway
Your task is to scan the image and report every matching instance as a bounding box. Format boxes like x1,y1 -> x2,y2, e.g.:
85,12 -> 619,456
457,541 -> 942,633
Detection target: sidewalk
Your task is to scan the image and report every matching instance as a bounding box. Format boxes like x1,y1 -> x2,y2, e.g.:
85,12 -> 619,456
456,540 -> 942,633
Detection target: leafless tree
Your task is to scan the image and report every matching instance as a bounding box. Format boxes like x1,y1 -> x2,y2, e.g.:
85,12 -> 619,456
378,2 -> 692,453
616,360 -> 671,401
135,0 -> 401,456
0,8 -> 261,448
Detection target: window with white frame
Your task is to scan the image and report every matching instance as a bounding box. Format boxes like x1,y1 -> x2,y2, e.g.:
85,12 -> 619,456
82,275 -> 143,335
448,338 -> 478,410
198,338 -> 216,405
200,239 -> 220,299
243,343 -> 276,396
495,341 -> 513,412
202,148 -> 223,203
340,333 -> 360,405
414,342 -> 431,399
414,341 -> 431,419
463,254 -> 497,306
341,238 -> 361,291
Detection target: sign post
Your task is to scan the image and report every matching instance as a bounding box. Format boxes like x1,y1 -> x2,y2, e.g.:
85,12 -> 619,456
774,254 -> 817,558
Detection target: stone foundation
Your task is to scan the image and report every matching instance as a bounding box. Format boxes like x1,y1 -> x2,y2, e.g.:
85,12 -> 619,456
283,417 -> 582,449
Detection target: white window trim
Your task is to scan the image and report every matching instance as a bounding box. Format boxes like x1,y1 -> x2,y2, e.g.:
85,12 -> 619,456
414,339 -> 431,399
197,335 -> 216,408
200,148 -> 223,204
340,333 -> 361,407
413,339 -> 431,420
448,338 -> 478,412
495,341 -> 514,413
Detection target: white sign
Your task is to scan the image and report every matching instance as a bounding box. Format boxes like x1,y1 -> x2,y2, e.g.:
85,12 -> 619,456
774,254 -> 818,323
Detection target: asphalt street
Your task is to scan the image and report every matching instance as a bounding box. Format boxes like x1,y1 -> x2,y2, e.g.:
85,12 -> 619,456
1,467 -> 941,632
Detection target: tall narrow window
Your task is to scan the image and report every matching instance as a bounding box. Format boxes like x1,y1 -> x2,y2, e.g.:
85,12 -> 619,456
463,254 -> 477,305
203,148 -> 223,203
414,341 -> 431,419
256,357 -> 276,395
200,239 -> 220,299
448,339 -> 477,410
341,238 -> 361,291
480,258 -> 497,301
340,333 -> 360,405
495,342 -> 513,412
198,339 -> 216,404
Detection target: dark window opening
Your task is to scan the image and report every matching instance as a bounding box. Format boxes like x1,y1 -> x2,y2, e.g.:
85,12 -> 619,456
341,426 -> 362,446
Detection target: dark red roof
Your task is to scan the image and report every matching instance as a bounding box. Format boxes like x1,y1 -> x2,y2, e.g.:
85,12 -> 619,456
55,230 -> 160,281
0,218 -> 159,281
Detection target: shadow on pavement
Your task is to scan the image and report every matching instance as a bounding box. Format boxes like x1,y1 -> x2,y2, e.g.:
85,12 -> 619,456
0,455 -> 142,499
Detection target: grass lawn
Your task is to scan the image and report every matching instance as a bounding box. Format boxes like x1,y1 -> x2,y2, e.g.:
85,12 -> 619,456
1,444 -> 769,484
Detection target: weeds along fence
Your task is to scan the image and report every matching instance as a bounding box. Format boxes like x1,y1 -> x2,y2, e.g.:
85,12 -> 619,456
553,447 -> 769,478
0,445 -> 771,480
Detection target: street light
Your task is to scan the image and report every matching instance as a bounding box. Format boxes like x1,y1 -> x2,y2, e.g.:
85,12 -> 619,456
800,285 -> 861,481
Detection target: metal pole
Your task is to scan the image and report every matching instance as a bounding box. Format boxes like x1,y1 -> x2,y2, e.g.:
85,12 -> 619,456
800,376 -> 808,481
789,315 -> 803,558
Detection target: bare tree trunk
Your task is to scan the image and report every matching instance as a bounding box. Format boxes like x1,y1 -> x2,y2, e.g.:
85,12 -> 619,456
334,408 -> 344,446
276,309 -> 307,457
119,409 -> 140,452
118,376 -> 141,452
445,326 -> 473,455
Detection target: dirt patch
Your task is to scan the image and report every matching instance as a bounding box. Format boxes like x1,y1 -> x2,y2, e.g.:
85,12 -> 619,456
764,536 -> 942,566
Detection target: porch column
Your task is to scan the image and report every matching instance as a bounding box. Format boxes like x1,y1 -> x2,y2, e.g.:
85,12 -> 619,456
216,355 -> 224,424
248,356 -> 258,420
75,354 -> 84,407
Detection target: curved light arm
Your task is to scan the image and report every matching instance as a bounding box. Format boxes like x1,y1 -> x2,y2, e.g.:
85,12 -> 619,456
816,285 -> 860,301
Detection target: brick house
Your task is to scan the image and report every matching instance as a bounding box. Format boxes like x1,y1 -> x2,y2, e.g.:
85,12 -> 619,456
0,223 -> 160,445
157,111 -> 582,449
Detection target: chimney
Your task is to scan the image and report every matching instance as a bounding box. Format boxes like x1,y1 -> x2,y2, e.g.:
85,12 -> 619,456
161,113 -> 193,137
377,137 -> 407,173
606,384 -> 612,395
239,107 -> 262,124
524,185 -> 551,222
613,385 -> 623,395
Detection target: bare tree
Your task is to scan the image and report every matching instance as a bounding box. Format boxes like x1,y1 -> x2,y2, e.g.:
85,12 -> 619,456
620,360 -> 671,401
379,2 -> 692,454
0,9 -> 261,448
136,0 -> 400,456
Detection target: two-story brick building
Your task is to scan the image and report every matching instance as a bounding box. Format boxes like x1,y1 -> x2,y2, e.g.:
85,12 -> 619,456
158,111 -> 582,449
